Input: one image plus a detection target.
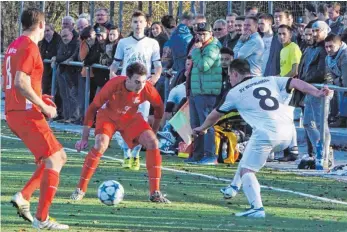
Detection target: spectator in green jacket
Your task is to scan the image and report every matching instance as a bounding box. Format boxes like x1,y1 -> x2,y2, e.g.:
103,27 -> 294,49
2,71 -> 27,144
185,22 -> 222,165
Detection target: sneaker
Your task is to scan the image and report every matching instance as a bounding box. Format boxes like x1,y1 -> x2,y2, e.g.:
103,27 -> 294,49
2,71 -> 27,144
10,192 -> 34,223
70,188 -> 85,201
130,157 -> 140,171
122,158 -> 131,168
220,185 -> 239,199
149,190 -> 171,204
32,216 -> 69,230
235,205 -> 265,218
196,156 -> 218,165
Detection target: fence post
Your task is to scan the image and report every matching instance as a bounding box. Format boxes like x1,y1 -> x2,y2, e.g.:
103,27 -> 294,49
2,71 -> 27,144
169,1 -> 173,15
190,1 -> 196,14
18,1 -> 24,36
110,1 -> 115,25
40,1 -> 45,12
178,1 -> 183,17
84,67 -> 91,116
316,95 -> 329,170
227,1 -> 232,15
90,1 -> 95,27
50,64 -> 57,123
199,1 -> 205,15
240,1 -> 246,16
66,1 -> 70,16
119,1 -> 123,31
148,1 -> 153,16
268,1 -> 274,15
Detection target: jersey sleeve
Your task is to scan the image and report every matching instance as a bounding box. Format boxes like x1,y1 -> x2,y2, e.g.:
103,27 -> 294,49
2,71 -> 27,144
15,46 -> 36,75
83,78 -> 119,126
151,40 -> 161,62
273,76 -> 293,94
291,45 -> 302,65
216,90 -> 236,114
114,39 -> 124,61
145,82 -> 164,119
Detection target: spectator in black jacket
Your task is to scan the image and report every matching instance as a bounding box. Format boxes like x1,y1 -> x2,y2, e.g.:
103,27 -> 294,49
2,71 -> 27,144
55,29 -> 80,123
150,22 -> 169,57
39,24 -> 61,94
84,26 -> 109,89
93,8 -> 113,31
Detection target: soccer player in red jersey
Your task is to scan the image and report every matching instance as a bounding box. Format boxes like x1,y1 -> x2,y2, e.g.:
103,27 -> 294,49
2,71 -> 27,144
2,8 -> 69,230
71,62 -> 170,203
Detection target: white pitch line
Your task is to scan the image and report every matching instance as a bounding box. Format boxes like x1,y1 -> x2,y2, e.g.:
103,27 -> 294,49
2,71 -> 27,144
2,134 -> 347,206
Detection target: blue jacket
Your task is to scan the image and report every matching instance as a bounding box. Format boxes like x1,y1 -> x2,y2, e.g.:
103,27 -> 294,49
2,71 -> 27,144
168,23 -> 193,72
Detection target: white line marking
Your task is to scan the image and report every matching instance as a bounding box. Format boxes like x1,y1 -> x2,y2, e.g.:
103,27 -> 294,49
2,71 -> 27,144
2,134 -> 347,206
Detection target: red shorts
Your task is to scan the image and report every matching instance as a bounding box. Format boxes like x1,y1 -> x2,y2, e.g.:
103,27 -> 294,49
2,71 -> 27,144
95,112 -> 152,148
6,111 -> 63,163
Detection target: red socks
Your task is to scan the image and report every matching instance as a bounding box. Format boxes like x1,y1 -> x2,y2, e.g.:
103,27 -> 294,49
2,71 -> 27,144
146,149 -> 162,194
35,169 -> 59,221
21,163 -> 45,201
78,148 -> 103,192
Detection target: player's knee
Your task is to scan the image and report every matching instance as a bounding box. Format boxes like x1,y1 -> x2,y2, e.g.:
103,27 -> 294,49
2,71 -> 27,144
240,168 -> 255,177
95,135 -> 109,154
142,136 -> 158,150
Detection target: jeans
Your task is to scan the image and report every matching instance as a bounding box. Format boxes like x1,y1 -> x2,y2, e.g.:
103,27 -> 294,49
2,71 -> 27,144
189,95 -> 216,159
303,94 -> 331,157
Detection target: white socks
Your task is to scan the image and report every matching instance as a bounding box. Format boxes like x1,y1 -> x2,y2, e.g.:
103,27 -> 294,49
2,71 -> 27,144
231,166 -> 242,190
241,172 -> 263,209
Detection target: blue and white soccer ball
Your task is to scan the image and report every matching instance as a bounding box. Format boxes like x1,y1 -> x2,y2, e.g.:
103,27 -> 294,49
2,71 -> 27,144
97,180 -> 124,206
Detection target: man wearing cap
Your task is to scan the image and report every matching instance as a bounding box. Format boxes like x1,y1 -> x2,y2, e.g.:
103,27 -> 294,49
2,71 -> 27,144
305,3 -> 318,22
233,16 -> 264,76
185,22 -> 222,165
302,21 -> 333,163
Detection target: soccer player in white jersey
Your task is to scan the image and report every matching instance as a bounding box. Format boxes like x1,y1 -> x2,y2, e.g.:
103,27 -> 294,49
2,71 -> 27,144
193,59 -> 331,218
109,10 -> 162,170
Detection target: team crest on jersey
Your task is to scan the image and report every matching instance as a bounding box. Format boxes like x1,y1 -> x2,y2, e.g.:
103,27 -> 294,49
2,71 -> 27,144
133,97 -> 140,104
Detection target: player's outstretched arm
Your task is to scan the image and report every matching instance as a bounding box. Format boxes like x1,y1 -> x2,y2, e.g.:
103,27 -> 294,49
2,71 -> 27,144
290,78 -> 332,98
109,60 -> 121,78
193,109 -> 224,136
14,71 -> 57,118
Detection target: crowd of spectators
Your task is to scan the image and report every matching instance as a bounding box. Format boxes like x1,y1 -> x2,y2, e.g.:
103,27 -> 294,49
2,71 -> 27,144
38,2 -> 347,166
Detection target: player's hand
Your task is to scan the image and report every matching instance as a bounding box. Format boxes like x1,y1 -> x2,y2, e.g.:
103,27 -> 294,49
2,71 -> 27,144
75,139 -> 88,152
42,94 -> 57,108
192,126 -> 207,138
41,104 -> 58,119
148,75 -> 159,85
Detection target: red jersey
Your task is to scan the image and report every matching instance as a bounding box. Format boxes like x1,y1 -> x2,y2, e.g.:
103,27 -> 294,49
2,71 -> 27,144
84,76 -> 164,127
2,36 -> 43,114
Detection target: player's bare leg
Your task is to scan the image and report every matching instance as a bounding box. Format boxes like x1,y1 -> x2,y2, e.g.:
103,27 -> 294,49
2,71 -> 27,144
234,168 -> 265,218
32,149 -> 69,230
138,130 -> 170,203
71,134 -> 109,201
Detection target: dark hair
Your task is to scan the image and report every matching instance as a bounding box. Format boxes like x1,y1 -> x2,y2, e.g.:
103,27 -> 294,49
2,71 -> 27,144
220,47 -> 234,57
274,8 -> 290,18
325,34 -> 341,43
305,3 -> 317,15
278,24 -> 292,32
305,19 -> 318,29
80,26 -> 94,40
318,4 -> 328,15
245,16 -> 258,24
126,62 -> 148,78
108,25 -> 123,43
161,15 -> 176,29
259,13 -> 274,24
21,8 -> 45,31
229,59 -> 250,75
235,16 -> 246,21
187,55 -> 192,60
327,2 -> 341,12
132,10 -> 147,19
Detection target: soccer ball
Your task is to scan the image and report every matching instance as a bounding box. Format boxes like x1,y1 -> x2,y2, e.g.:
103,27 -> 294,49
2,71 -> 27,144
97,180 -> 124,206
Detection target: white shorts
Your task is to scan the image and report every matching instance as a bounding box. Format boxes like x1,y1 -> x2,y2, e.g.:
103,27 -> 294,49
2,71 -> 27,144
239,129 -> 293,172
